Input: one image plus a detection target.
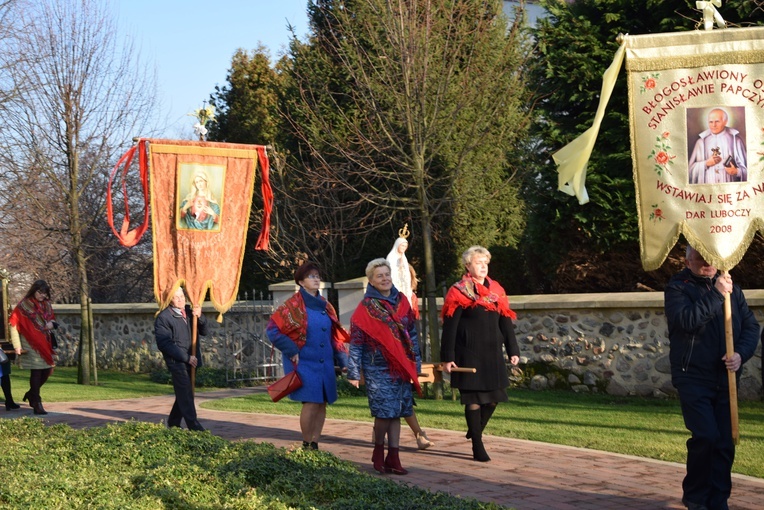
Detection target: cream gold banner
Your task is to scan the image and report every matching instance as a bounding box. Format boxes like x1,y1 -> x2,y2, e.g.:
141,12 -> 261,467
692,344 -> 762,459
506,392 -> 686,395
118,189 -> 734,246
627,27 -> 764,270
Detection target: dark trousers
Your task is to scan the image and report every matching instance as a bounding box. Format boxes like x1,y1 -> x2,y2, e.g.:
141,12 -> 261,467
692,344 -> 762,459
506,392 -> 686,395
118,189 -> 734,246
166,360 -> 202,430
675,381 -> 734,510
1,366 -> 15,403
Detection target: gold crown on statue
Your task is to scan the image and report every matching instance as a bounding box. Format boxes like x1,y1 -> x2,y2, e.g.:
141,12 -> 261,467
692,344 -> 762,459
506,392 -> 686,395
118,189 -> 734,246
398,223 -> 410,239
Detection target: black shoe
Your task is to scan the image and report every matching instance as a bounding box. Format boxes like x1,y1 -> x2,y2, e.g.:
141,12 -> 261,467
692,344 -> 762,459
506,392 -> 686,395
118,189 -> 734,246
188,422 -> 205,432
682,498 -> 708,510
310,442 -> 319,450
5,402 -> 20,411
471,438 -> 491,462
22,391 -> 30,402
302,441 -> 311,449
33,402 -> 48,415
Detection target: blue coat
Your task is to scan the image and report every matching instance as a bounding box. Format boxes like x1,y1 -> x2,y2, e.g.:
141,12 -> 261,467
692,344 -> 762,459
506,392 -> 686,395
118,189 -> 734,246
266,288 -> 347,404
348,285 -> 421,419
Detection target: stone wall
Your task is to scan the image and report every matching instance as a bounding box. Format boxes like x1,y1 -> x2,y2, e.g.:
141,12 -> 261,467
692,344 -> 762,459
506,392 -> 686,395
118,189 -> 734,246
49,302 -> 274,375
510,292 -> 764,400
46,290 -> 764,399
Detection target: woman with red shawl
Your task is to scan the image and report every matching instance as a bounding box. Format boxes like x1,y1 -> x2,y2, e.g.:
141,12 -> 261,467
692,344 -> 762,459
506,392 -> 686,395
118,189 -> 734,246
8,280 -> 57,415
441,246 -> 520,462
266,262 -> 349,450
348,258 -> 421,475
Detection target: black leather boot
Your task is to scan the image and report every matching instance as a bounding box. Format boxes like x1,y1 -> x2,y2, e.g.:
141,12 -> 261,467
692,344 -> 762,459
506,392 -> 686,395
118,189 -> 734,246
465,407 -> 490,462
466,403 -> 497,439
2,374 -> 19,410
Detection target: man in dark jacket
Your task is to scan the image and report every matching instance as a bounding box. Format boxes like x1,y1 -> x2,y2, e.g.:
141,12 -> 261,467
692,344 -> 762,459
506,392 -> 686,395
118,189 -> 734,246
665,246 -> 760,510
154,286 -> 208,431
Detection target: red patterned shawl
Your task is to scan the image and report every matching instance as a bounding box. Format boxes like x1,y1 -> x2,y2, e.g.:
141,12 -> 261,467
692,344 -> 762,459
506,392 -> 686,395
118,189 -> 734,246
351,295 -> 422,396
441,274 -> 516,320
270,291 -> 349,352
9,297 -> 56,365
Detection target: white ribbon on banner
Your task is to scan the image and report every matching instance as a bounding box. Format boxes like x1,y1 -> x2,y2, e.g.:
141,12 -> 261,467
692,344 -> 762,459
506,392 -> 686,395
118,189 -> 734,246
696,1 -> 726,31
553,40 -> 626,205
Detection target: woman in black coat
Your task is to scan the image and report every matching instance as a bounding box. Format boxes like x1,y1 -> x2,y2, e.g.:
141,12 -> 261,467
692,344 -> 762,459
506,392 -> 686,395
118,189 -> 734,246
440,246 -> 520,462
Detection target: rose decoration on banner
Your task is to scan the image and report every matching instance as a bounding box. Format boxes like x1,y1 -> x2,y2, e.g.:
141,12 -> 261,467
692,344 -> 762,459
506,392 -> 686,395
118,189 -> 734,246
649,203 -> 665,223
640,73 -> 659,93
188,103 -> 216,141
648,131 -> 676,176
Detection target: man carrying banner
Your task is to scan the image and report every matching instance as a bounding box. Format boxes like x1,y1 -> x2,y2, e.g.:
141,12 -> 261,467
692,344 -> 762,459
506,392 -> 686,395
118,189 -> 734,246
155,286 -> 208,432
664,246 -> 759,510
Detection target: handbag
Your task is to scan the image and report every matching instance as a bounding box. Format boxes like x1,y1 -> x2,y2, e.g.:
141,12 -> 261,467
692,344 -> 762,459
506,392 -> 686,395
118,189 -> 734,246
267,368 -> 302,402
0,349 -> 8,364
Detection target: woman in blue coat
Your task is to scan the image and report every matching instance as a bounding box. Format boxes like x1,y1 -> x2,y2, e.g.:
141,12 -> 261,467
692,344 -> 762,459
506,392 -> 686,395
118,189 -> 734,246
266,262 -> 348,450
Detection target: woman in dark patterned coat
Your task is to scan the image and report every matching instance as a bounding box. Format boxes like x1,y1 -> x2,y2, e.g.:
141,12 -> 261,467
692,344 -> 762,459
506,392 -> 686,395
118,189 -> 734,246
267,262 -> 349,450
441,246 -> 520,462
348,258 -> 421,475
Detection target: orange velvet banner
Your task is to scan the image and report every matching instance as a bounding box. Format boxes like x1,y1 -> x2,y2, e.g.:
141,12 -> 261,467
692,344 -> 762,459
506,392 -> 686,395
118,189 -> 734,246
147,139 -> 268,315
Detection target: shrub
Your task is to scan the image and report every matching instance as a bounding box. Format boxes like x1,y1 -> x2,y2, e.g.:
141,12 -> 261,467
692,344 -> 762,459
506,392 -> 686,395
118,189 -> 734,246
0,418 -> 506,509
336,376 -> 367,397
149,367 -> 257,388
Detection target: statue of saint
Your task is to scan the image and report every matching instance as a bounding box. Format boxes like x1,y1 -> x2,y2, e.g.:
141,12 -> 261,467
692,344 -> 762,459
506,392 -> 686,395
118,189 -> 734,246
386,224 -> 412,307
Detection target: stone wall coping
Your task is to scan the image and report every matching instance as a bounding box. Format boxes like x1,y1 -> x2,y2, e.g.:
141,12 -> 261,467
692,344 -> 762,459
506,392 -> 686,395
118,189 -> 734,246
50,302 -> 272,315
334,276 -> 367,290
268,281 -> 333,291
508,289 -> 764,310
47,289 -> 764,314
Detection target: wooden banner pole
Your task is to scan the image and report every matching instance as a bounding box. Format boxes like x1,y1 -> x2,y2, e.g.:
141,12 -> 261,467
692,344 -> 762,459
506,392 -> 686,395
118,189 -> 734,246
191,314 -> 198,396
723,277 -> 739,445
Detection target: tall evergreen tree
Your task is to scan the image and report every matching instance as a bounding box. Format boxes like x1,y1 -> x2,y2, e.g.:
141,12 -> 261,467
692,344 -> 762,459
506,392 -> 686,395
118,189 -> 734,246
208,46 -> 282,145
207,47 -> 288,295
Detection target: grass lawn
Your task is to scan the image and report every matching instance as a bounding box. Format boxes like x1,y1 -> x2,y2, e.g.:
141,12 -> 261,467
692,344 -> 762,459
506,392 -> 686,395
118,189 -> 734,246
3,366 -> 222,402
5,367 -> 169,401
5,367 -> 764,479
203,386 -> 764,479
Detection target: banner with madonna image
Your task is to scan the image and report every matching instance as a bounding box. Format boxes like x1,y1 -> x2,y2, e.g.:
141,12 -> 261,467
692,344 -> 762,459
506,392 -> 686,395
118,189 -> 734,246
626,27 -> 764,270
107,138 -> 273,318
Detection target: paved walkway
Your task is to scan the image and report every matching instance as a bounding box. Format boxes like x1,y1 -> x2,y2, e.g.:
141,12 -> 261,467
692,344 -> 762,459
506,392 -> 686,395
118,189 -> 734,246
4,389 -> 764,510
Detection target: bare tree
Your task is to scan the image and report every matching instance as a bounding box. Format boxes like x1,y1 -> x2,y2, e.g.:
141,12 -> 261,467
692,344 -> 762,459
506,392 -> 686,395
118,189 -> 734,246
0,0 -> 158,383
0,0 -> 23,106
283,0 -> 532,395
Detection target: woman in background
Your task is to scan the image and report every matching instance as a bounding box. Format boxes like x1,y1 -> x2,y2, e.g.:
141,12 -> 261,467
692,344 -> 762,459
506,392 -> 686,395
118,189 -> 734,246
348,258 -> 421,474
9,280 -> 57,415
441,246 -> 520,462
267,262 -> 349,450
382,236 -> 432,449
1,352 -> 20,411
